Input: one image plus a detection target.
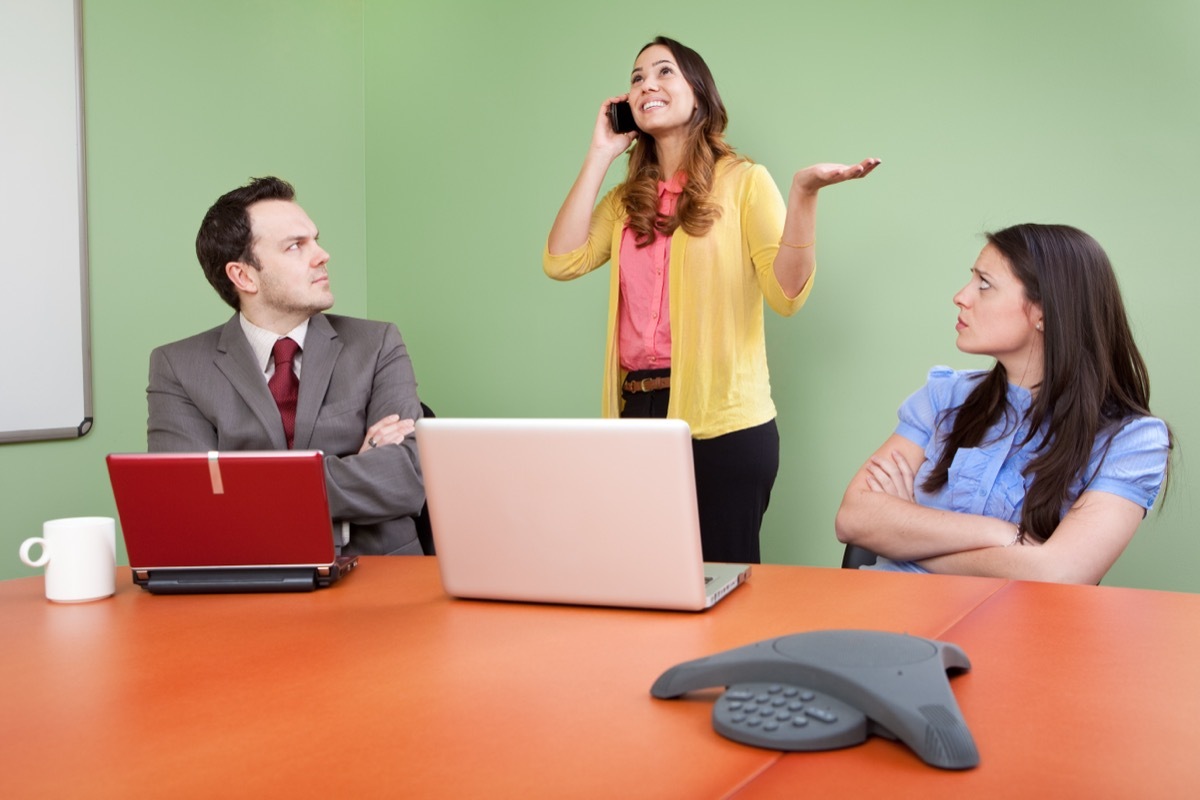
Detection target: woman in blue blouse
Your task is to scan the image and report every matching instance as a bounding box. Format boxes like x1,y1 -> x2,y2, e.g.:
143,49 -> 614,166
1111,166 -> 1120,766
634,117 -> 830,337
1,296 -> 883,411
835,223 -> 1171,583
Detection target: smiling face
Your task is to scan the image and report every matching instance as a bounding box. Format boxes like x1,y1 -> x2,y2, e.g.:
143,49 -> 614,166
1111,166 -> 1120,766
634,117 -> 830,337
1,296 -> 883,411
235,199 -> 334,332
953,244 -> 1044,379
629,44 -> 697,137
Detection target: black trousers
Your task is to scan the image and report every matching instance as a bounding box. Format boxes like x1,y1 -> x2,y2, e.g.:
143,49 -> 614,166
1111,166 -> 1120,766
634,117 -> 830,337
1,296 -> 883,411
621,369 -> 778,564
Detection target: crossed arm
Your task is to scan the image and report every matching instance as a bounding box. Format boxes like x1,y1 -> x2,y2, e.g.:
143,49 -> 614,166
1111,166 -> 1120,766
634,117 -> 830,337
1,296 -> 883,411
147,323 -> 425,526
834,433 -> 1146,584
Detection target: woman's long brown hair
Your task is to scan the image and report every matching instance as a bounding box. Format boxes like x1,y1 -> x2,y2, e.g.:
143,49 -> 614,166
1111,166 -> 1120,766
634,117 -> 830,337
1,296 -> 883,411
622,36 -> 738,247
921,223 -> 1170,541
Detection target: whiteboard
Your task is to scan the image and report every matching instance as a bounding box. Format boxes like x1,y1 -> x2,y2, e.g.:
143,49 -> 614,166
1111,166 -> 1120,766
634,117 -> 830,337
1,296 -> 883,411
0,0 -> 92,442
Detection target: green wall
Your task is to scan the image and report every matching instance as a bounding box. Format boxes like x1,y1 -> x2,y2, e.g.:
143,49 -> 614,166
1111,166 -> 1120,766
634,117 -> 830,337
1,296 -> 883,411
2,1 -> 1196,592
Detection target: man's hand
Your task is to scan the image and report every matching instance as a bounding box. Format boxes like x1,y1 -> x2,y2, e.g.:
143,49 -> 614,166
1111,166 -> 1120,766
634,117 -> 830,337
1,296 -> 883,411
360,414 -> 415,453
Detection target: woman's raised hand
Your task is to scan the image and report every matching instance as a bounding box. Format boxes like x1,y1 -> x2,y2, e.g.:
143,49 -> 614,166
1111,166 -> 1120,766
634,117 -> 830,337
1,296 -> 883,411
590,95 -> 638,161
546,96 -> 637,255
792,158 -> 881,195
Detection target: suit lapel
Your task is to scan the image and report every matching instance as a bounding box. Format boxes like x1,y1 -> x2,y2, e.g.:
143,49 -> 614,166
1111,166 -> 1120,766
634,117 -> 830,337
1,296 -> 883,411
293,313 -> 341,450
214,314 -> 288,449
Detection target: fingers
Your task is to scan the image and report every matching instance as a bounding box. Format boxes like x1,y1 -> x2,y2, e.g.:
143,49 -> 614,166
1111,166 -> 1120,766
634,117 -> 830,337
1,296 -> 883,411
794,157 -> 881,191
360,415 -> 416,453
591,100 -> 638,155
890,451 -> 916,502
855,157 -> 882,179
865,459 -> 898,491
865,451 -> 915,502
891,450 -> 915,485
830,157 -> 881,184
598,95 -> 633,127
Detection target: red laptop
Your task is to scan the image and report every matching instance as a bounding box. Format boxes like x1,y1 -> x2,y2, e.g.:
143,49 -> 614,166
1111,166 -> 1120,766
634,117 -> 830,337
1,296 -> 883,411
106,451 -> 357,593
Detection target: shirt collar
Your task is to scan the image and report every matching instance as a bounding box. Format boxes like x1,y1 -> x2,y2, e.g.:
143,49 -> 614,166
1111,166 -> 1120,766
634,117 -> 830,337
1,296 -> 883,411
1006,380 -> 1034,410
658,172 -> 687,196
239,313 -> 310,375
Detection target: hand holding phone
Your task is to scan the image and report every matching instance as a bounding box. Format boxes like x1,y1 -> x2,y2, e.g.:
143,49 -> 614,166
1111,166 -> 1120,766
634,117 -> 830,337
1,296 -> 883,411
607,100 -> 639,134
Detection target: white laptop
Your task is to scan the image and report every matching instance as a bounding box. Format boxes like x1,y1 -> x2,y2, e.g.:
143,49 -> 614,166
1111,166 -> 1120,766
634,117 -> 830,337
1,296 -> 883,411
415,418 -> 749,611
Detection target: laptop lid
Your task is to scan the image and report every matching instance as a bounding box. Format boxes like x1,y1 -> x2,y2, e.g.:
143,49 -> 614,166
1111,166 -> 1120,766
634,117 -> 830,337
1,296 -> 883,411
415,418 -> 749,611
105,451 -> 356,593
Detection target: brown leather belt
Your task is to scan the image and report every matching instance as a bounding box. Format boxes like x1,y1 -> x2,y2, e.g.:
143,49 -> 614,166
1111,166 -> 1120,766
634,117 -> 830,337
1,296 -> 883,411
622,376 -> 671,393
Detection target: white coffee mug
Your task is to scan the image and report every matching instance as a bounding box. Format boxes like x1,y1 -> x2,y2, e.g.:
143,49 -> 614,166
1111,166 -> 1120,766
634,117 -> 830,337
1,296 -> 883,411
19,517 -> 117,603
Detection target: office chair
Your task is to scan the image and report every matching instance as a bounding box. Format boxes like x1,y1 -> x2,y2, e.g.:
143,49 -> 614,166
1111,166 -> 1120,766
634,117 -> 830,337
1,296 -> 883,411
415,402 -> 436,555
840,543 -> 879,570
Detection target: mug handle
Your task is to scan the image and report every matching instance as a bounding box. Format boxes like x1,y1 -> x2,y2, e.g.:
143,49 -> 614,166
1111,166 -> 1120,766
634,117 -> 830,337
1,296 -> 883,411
19,537 -> 50,568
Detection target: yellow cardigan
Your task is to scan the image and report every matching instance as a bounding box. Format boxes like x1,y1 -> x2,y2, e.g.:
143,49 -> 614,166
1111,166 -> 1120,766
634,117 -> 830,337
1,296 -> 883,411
543,158 -> 812,439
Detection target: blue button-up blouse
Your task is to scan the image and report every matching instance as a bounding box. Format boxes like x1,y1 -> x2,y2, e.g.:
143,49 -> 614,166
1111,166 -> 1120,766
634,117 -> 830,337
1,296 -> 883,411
870,366 -> 1170,574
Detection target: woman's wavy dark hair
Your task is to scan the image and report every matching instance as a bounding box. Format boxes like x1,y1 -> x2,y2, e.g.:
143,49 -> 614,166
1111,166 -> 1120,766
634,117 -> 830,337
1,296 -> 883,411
921,223 -> 1170,541
622,36 -> 738,247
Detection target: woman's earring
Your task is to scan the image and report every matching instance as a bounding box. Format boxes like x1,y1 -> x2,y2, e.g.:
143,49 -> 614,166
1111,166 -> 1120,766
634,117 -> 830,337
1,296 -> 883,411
1036,321 -> 1043,331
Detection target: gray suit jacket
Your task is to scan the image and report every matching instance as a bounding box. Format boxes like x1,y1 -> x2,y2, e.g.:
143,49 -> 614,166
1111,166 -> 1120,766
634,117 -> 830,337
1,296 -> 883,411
147,313 -> 425,555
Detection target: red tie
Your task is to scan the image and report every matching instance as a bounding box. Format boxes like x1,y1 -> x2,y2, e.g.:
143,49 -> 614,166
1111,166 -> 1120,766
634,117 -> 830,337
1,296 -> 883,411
268,338 -> 300,448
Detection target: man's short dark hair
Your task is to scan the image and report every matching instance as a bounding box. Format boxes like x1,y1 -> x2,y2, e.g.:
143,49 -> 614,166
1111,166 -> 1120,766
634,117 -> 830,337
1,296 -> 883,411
195,176 -> 296,309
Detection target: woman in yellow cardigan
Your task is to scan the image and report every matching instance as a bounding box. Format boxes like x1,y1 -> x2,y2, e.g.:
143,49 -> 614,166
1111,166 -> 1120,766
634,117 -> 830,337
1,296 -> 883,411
544,36 -> 878,563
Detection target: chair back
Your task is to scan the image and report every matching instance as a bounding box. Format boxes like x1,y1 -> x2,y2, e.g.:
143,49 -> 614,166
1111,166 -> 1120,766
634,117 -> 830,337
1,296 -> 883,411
415,402 -> 436,555
840,544 -> 878,569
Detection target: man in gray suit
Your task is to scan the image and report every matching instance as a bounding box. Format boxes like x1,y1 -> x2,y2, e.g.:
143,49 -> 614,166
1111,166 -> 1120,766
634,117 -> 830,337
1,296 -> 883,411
147,176 -> 425,555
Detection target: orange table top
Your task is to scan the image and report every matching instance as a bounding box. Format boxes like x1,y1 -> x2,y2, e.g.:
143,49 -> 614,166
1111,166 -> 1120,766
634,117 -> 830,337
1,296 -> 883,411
738,579 -> 1200,798
1,557 -> 1195,798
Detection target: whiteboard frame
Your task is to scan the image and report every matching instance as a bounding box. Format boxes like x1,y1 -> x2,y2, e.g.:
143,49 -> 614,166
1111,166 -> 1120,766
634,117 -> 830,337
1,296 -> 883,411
0,0 -> 92,443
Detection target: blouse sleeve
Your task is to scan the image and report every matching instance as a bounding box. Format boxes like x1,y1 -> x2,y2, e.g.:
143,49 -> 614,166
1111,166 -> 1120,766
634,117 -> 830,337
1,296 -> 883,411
895,366 -> 960,448
1083,416 -> 1171,511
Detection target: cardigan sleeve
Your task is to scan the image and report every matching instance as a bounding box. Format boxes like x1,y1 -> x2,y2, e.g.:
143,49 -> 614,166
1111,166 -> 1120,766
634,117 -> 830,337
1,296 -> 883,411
741,163 -> 813,317
543,185 -> 623,281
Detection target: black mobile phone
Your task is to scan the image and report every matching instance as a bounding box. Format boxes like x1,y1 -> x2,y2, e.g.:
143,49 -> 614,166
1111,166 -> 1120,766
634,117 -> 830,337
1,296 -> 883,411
608,100 -> 639,134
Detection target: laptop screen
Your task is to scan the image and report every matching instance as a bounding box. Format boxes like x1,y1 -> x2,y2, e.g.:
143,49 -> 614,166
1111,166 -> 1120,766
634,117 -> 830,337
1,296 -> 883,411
107,451 -> 335,569
416,418 -> 735,610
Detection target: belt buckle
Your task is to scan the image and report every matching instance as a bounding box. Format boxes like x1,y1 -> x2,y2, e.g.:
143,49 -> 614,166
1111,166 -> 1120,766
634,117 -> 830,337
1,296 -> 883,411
640,378 -> 652,392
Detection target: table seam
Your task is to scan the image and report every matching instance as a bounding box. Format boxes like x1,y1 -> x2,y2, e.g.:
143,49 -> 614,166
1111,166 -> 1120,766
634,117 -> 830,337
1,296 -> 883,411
929,579 -> 1015,640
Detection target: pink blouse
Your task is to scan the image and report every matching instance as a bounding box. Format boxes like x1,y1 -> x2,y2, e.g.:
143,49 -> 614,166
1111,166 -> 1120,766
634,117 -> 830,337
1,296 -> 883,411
617,174 -> 685,371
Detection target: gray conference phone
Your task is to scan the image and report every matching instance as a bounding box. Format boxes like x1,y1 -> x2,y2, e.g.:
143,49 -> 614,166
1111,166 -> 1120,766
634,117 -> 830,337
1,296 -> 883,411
650,629 -> 979,770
